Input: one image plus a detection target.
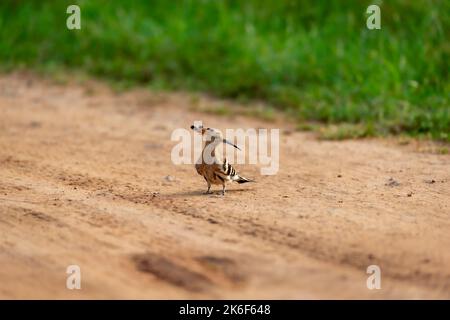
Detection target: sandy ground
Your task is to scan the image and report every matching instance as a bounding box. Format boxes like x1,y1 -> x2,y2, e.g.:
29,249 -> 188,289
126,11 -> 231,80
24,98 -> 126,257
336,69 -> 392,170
0,73 -> 449,299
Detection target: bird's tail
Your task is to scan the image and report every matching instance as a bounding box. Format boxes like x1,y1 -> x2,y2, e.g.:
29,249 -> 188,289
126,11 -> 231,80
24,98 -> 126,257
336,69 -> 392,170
235,175 -> 254,184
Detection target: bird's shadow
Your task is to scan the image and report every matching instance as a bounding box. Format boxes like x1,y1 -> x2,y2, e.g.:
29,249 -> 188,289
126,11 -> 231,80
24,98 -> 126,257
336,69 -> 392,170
166,188 -> 253,198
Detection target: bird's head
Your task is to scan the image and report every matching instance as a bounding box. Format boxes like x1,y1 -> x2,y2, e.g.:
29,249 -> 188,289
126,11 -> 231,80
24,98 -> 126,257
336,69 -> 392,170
190,124 -> 240,150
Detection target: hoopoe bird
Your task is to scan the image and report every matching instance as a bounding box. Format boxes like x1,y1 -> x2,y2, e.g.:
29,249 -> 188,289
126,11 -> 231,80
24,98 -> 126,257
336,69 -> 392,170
191,124 -> 252,195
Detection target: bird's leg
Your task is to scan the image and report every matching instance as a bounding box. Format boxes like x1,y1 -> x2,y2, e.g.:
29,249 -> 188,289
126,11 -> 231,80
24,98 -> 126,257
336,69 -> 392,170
204,181 -> 212,194
221,183 -> 226,196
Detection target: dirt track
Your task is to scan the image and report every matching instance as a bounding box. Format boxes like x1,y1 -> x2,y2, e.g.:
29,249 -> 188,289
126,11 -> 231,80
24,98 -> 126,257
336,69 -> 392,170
0,73 -> 449,299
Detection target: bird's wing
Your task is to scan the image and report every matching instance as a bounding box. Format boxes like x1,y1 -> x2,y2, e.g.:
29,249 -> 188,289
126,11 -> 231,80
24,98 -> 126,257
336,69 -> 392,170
213,158 -> 236,180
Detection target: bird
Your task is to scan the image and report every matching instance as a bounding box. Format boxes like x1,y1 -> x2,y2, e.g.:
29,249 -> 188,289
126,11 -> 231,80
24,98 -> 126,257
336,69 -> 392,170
191,124 -> 253,195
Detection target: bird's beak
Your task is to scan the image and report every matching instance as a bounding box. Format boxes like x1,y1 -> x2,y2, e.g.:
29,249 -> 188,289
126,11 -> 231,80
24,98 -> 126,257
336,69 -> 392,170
223,139 -> 241,150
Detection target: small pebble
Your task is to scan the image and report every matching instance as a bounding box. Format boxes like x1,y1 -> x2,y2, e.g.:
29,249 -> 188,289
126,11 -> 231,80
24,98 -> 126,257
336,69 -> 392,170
385,177 -> 400,187
164,175 -> 175,182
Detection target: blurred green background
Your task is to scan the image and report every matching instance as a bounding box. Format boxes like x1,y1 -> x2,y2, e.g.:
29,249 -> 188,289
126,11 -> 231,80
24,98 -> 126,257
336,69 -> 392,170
0,0 -> 448,140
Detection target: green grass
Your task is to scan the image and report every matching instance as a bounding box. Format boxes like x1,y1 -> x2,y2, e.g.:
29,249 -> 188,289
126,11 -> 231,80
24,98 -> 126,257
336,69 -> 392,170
318,123 -> 375,140
0,0 -> 448,141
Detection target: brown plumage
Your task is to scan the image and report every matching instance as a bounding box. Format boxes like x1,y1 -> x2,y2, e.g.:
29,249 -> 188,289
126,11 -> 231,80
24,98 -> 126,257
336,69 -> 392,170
191,124 -> 252,195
